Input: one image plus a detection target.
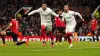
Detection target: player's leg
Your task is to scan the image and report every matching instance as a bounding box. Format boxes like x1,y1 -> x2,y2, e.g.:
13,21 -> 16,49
49,31 -> 54,47
66,32 -> 73,48
0,31 -> 6,46
0,31 -> 7,35
5,31 -> 27,45
55,33 -> 59,44
55,35 -> 59,43
1,35 -> 6,46
12,34 -> 28,45
65,26 -> 75,48
58,27 -> 63,45
12,35 -> 24,45
96,32 -> 99,42
91,31 -> 95,43
55,27 -> 60,44
12,32 -> 29,45
41,25 -> 46,46
96,35 -> 99,42
59,35 -> 62,45
46,24 -> 54,47
0,31 -> 10,46
62,27 -> 66,41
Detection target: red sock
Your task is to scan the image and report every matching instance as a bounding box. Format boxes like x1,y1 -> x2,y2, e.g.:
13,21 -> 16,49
67,35 -> 72,44
58,33 -> 62,42
41,25 -> 46,41
41,30 -> 46,41
67,32 -> 73,36
66,32 -> 72,44
49,32 -> 54,42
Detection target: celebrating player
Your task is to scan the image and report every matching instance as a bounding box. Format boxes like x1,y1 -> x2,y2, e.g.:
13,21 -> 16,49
25,3 -> 59,47
62,5 -> 84,48
0,14 -> 28,45
55,9 -> 66,45
90,16 -> 99,43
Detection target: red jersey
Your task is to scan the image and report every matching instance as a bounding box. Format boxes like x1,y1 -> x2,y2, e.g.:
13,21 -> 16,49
55,17 -> 65,27
11,19 -> 19,34
61,20 -> 66,28
91,19 -> 98,31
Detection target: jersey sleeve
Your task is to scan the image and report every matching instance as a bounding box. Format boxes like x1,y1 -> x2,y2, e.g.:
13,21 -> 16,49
50,9 -> 58,17
28,8 -> 41,16
61,12 -> 65,21
73,11 -> 83,19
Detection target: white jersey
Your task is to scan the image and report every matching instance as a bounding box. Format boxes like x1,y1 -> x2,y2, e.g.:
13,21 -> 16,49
28,7 -> 58,25
62,10 -> 82,26
62,10 -> 82,32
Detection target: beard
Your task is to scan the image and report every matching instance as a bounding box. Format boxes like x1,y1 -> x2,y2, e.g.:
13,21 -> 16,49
42,8 -> 46,11
64,10 -> 67,12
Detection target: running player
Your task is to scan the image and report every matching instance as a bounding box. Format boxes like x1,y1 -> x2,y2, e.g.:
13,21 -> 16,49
25,3 -> 59,47
62,5 -> 84,48
55,9 -> 66,45
90,16 -> 99,43
0,14 -> 28,45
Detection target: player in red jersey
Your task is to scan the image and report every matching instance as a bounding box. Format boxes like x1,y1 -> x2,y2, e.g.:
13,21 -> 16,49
55,9 -> 66,45
0,14 -> 28,45
90,16 -> 99,43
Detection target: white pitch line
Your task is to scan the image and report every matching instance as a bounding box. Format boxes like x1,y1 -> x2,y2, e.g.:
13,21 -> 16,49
32,47 -> 100,51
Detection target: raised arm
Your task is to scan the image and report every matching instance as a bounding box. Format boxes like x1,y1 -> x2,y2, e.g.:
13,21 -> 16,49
28,8 -> 41,16
3,23 -> 12,31
74,12 -> 83,19
28,10 -> 39,16
50,10 -> 59,17
73,12 -> 84,21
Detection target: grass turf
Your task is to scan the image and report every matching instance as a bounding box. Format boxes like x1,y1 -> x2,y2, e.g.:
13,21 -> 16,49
0,41 -> 100,56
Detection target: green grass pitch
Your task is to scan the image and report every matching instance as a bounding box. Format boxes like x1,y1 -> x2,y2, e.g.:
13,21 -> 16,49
0,41 -> 100,56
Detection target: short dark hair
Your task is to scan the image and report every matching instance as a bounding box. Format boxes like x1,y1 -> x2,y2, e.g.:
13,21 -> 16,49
11,14 -> 15,19
57,8 -> 62,12
42,2 -> 47,5
64,3 -> 69,6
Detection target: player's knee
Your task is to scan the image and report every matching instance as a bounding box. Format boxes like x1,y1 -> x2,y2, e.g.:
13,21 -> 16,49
41,25 -> 45,29
57,32 -> 61,36
0,31 -> 6,35
66,32 -> 72,36
41,25 -> 46,31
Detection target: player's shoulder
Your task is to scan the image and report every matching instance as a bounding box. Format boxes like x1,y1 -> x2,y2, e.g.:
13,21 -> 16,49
61,12 -> 66,16
47,7 -> 51,10
91,19 -> 97,22
47,7 -> 53,11
69,10 -> 75,13
11,19 -> 16,23
62,12 -> 65,14
38,7 -> 42,10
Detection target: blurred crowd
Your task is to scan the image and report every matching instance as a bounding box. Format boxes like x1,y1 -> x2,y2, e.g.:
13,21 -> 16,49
0,0 -> 100,36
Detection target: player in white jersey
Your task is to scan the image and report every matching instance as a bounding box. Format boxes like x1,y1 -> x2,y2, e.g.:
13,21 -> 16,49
62,5 -> 84,48
27,3 -> 59,47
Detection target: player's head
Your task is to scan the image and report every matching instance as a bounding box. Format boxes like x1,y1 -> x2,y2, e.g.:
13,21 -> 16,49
57,9 -> 62,15
11,14 -> 15,19
64,5 -> 69,12
42,3 -> 47,10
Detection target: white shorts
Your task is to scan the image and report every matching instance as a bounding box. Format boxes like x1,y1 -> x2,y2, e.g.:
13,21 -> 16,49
65,24 -> 76,33
41,22 -> 52,31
